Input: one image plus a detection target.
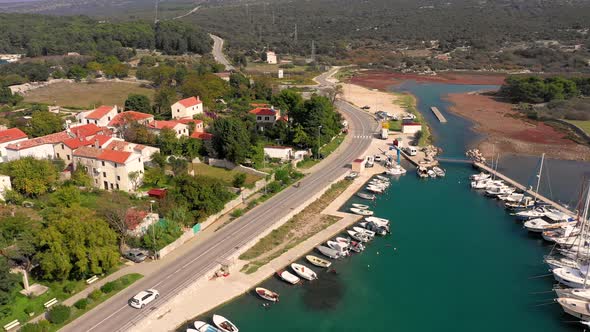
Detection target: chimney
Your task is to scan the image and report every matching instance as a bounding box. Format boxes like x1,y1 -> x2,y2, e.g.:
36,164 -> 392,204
94,139 -> 99,148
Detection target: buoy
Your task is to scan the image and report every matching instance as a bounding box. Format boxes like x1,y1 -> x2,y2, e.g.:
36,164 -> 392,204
394,248 -> 397,250
377,251 -> 380,255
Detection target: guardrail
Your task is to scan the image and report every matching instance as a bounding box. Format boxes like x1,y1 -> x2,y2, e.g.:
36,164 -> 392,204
44,298 -> 58,309
86,275 -> 99,285
3,320 -> 19,331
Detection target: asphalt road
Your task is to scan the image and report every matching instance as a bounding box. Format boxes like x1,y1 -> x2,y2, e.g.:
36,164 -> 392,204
62,70 -> 376,332
209,34 -> 234,71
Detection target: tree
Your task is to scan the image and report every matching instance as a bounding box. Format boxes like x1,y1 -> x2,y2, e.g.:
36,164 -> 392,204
24,111 -> 64,137
157,128 -> 181,155
181,73 -> 229,108
169,175 -> 233,221
327,84 -> 344,104
0,86 -> 23,106
128,171 -> 142,191
49,186 -> 81,208
0,158 -> 58,197
0,257 -> 18,305
96,192 -> 135,252
124,94 -> 152,114
37,207 -> 119,280
211,117 -> 252,164
153,87 -> 177,116
0,214 -> 39,295
271,89 -> 303,115
66,65 -> 88,81
232,173 -> 247,188
143,167 -> 167,187
70,163 -> 92,187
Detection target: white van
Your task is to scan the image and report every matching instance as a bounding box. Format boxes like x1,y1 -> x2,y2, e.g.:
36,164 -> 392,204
407,146 -> 418,156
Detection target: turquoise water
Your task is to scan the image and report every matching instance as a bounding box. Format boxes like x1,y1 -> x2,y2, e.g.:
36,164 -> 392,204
181,82 -> 589,331
185,164 -> 577,331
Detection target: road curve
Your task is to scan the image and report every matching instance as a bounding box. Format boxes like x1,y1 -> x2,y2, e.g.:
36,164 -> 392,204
61,70 -> 376,332
209,34 -> 234,71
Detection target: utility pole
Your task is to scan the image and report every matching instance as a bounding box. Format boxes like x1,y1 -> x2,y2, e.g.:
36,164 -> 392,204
311,40 -> 316,63
154,0 -> 159,24
317,125 -> 322,159
149,200 -> 157,259
294,24 -> 298,43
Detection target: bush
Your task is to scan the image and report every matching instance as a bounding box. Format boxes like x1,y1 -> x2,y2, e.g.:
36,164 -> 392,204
20,321 -> 51,332
100,281 -> 121,294
230,209 -> 244,218
62,283 -> 76,294
74,298 -> 89,309
266,181 -> 282,194
232,173 -> 247,188
88,289 -> 103,301
48,304 -> 71,324
24,304 -> 36,315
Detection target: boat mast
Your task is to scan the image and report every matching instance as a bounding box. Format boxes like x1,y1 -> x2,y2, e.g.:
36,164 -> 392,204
580,181 -> 590,288
533,153 -> 545,203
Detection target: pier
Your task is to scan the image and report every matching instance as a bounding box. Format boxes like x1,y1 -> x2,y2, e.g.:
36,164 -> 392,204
430,107 -> 447,123
473,162 -> 575,215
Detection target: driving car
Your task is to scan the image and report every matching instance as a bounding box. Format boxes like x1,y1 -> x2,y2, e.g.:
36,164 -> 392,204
129,289 -> 159,309
123,249 -> 147,263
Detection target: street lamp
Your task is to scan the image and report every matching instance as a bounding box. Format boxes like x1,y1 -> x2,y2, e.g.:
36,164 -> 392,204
317,125 -> 323,159
149,200 -> 157,259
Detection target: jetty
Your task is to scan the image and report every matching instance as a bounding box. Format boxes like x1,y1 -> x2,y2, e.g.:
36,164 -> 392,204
473,162 -> 574,215
430,107 -> 447,123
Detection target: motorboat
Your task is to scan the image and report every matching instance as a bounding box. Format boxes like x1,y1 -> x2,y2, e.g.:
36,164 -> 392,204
553,266 -> 590,288
515,207 -> 548,220
366,186 -> 384,194
432,166 -> 445,177
505,197 -> 535,210
306,255 -> 331,268
376,175 -> 389,181
349,241 -> 365,252
335,237 -> 351,246
291,263 -> 317,281
350,208 -> 374,216
353,226 -> 376,238
470,172 -> 491,181
542,225 -> 579,243
352,203 -> 370,210
555,287 -> 590,302
524,218 -> 567,233
427,169 -> 436,178
347,230 -> 370,243
316,245 -> 341,259
417,166 -> 429,178
386,165 -> 406,175
498,192 -> 525,202
557,298 -> 590,320
359,221 -> 388,236
357,192 -> 376,200
212,315 -> 239,332
545,256 -> 580,271
485,185 -> 515,197
255,287 -> 279,302
365,216 -> 390,226
193,321 -> 220,332
327,241 -> 349,256
277,269 -> 300,285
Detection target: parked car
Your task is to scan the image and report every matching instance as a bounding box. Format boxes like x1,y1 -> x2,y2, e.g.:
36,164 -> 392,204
361,105 -> 371,110
374,155 -> 383,162
123,249 -> 147,263
129,289 -> 159,309
346,172 -> 359,179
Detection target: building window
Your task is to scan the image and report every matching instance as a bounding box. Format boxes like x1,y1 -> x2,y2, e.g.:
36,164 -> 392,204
257,116 -> 262,121
110,183 -> 114,189
101,161 -> 105,166
92,168 -> 96,173
103,172 -> 106,177
265,116 -> 270,121
117,175 -> 120,181
115,163 -> 118,168
56,153 -> 60,158
116,184 -> 119,190
61,144 -> 64,149
67,155 -> 70,161
177,109 -> 180,112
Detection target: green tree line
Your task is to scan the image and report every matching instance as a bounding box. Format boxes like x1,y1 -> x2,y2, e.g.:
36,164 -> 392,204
500,76 -> 590,103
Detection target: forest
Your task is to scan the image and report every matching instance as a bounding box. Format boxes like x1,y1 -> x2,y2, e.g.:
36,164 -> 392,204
0,14 -> 212,57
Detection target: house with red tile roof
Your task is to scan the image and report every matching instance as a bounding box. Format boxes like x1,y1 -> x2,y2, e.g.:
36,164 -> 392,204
0,128 -> 28,162
73,144 -> 144,192
104,140 -> 160,162
108,111 -> 154,128
249,106 -> 288,130
5,131 -> 72,161
146,120 -> 189,138
76,105 -> 118,127
171,96 -> 203,120
68,123 -> 111,139
54,134 -> 115,164
125,209 -> 159,236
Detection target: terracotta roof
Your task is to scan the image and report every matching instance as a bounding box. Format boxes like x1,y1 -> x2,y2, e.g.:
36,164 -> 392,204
191,132 -> 213,140
62,137 -> 93,149
6,132 -> 71,151
147,120 -> 182,130
98,149 -> 132,164
108,111 -> 153,127
73,146 -> 102,158
175,118 -> 203,126
147,188 -> 167,198
69,124 -> 107,138
249,107 -> 277,116
85,105 -> 115,120
0,128 -> 27,144
177,96 -> 202,108
125,208 -> 149,230
92,135 -> 112,148
105,140 -> 131,151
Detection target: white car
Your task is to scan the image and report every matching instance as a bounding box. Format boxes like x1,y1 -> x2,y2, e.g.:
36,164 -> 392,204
129,289 -> 159,309
374,155 -> 383,162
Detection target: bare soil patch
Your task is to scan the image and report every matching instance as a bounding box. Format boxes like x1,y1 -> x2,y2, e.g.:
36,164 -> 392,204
348,70 -> 506,90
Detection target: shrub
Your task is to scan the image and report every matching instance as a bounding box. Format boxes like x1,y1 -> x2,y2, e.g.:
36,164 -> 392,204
88,289 -> 103,301
20,321 -> 51,332
24,304 -> 36,315
48,304 -> 71,324
74,298 -> 88,310
267,181 -> 282,194
232,173 -> 247,188
62,283 -> 76,294
100,281 -> 116,293
230,209 -> 244,218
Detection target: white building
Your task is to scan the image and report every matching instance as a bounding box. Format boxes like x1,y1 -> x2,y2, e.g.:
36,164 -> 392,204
126,210 -> 159,237
72,146 -> 144,192
264,146 -> 293,161
249,106 -> 287,130
171,97 -> 203,120
146,120 -> 189,138
5,132 -> 71,161
401,122 -> 422,135
0,128 -> 28,162
266,51 -> 277,64
76,105 -> 118,127
0,175 -> 11,201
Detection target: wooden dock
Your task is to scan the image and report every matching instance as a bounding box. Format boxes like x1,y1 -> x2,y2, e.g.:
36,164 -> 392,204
473,162 -> 574,215
430,107 -> 447,123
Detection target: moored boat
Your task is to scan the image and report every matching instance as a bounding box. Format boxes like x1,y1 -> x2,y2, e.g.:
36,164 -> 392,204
557,298 -> 590,321
327,241 -> 349,256
555,287 -> 590,302
316,245 -> 341,259
347,229 -> 370,243
193,321 -> 219,332
352,203 -> 370,210
427,169 -> 436,178
291,263 -> 317,281
386,165 -> 406,175
255,287 -> 279,302
359,221 -> 387,236
433,166 -> 445,177
366,186 -> 383,194
553,266 -> 590,288
212,314 -> 239,332
353,226 -> 376,238
470,172 -> 491,181
277,269 -> 300,285
306,255 -> 331,268
357,192 -> 376,200
350,208 -> 374,216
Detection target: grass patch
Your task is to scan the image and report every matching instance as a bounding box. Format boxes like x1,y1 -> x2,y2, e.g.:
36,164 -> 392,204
566,120 -> 590,135
394,93 -> 432,147
335,67 -> 356,81
388,120 -> 402,131
188,163 -> 261,187
239,179 -> 352,274
23,81 -> 155,109
297,134 -> 346,169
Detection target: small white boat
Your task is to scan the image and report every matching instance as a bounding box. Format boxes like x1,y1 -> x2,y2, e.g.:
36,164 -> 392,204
357,192 -> 376,200
376,175 -> 389,181
277,269 -> 300,285
306,255 -> 331,268
417,166 -> 429,178
350,208 -> 374,216
327,241 -> 349,256
505,197 -> 535,210
366,186 -> 383,194
335,237 -> 351,246
556,287 -> 590,302
193,321 -> 220,332
255,287 -> 279,302
386,165 -> 406,175
470,172 -> 491,181
545,256 -> 580,271
557,297 -> 590,320
498,192 -> 525,202
347,230 -> 370,243
485,185 -> 515,197
432,166 -> 445,177
316,245 -> 341,259
359,221 -> 387,236
212,314 -> 239,332
291,263 -> 317,281
553,266 -> 590,288
353,226 -> 375,238
365,216 -> 390,225
427,169 -> 436,178
515,207 -> 547,220
352,203 -> 370,210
